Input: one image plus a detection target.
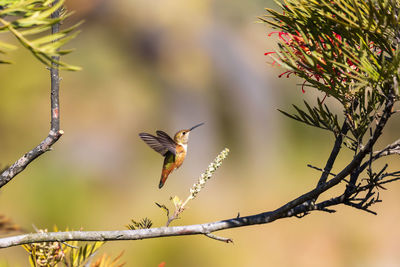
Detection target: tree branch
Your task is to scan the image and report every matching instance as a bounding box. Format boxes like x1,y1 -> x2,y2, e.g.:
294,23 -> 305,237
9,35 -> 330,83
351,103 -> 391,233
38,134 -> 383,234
204,233 -> 233,243
316,120 -> 349,187
0,165 -> 384,249
0,193 -> 346,249
355,126 -> 400,176
371,139 -> 400,160
0,2 -> 63,189
0,92 -> 395,248
50,1 -> 61,133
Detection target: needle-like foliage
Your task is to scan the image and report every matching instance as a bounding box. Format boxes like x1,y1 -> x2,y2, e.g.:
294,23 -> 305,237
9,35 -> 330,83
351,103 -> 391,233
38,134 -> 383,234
262,0 -> 400,215
22,228 -> 105,267
262,0 -> 400,142
126,218 -> 153,230
0,0 -> 81,70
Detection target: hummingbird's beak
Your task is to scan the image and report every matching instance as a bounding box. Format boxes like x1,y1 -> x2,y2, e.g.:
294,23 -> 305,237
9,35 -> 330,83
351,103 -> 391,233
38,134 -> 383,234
189,122 -> 204,131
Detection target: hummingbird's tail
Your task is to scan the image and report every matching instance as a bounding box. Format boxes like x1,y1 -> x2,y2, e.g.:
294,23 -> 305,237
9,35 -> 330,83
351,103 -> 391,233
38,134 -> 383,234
159,171 -> 170,189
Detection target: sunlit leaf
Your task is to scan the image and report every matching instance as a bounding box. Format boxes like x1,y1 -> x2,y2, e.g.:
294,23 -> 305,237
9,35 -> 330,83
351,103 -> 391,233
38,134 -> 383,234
0,0 -> 81,70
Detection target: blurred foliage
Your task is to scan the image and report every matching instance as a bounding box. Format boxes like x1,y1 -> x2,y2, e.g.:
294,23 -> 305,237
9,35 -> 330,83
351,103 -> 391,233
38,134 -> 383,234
91,252 -> 125,267
63,240 -> 104,267
125,217 -> 153,230
21,227 -> 125,267
0,0 -> 81,70
263,0 -> 400,141
22,228 -> 102,267
0,214 -> 21,234
22,237 -> 65,266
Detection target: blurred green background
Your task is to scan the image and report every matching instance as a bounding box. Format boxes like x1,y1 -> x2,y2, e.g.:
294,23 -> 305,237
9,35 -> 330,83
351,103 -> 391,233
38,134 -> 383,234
1,0 -> 400,266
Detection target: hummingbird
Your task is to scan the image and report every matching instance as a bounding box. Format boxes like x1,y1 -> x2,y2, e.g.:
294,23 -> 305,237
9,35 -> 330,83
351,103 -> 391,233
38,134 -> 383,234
139,122 -> 204,189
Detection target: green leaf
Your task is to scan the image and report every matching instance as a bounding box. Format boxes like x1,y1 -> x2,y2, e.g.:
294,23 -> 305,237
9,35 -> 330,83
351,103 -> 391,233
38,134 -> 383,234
279,98 -> 341,134
0,40 -> 17,50
126,217 -> 153,230
0,0 -> 81,70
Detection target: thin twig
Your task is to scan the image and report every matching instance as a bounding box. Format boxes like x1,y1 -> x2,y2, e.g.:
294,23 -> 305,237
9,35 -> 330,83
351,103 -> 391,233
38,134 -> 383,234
317,207 -> 336,213
307,164 -> 337,177
344,202 -> 377,215
166,210 -> 181,227
165,197 -> 189,227
316,120 -> 349,187
0,2 -> 63,189
204,233 -> 233,243
62,241 -> 79,249
379,176 -> 400,186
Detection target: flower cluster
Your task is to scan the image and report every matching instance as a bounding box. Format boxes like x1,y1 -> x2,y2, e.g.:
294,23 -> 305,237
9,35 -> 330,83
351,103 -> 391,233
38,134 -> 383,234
22,229 -> 65,266
161,148 -> 230,226
266,27 -> 383,101
267,31 -> 353,93
189,148 -> 230,200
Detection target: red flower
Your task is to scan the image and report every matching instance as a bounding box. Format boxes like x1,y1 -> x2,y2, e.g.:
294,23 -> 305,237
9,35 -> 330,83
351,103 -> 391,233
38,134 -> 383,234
265,30 -> 379,96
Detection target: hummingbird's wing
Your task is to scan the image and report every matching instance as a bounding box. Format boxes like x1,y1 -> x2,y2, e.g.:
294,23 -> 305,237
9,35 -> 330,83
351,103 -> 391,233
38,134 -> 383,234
139,133 -> 173,156
156,131 -> 177,155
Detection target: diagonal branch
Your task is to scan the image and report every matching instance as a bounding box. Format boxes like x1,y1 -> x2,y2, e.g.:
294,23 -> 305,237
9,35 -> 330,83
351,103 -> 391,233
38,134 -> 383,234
354,122 -> 400,178
0,91 -> 395,248
0,2 -> 63,189
374,139 -> 400,157
359,139 -> 400,173
0,170 -> 364,248
316,120 -> 350,187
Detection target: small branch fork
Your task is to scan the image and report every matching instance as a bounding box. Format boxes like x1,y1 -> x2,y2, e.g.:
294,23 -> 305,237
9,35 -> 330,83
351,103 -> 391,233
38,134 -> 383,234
0,2 -> 63,189
158,195 -> 193,227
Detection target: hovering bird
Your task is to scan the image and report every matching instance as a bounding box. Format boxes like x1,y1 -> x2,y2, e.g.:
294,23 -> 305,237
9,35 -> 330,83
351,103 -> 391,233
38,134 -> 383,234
139,123 -> 204,189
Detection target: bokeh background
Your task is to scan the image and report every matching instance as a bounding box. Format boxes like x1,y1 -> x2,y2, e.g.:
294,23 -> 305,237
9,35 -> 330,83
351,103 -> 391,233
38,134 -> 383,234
1,0 -> 400,266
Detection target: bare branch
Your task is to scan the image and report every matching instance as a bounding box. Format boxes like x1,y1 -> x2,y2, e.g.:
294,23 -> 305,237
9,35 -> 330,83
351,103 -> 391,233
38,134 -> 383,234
204,233 -> 233,243
0,2 -> 63,189
0,195 -> 338,249
0,87 -> 394,249
0,99 -> 396,248
316,120 -> 349,187
357,139 -> 400,178
373,139 -> 400,158
344,202 -> 378,215
0,181 -> 347,248
166,210 -> 181,227
307,164 -> 337,178
50,1 -> 61,133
